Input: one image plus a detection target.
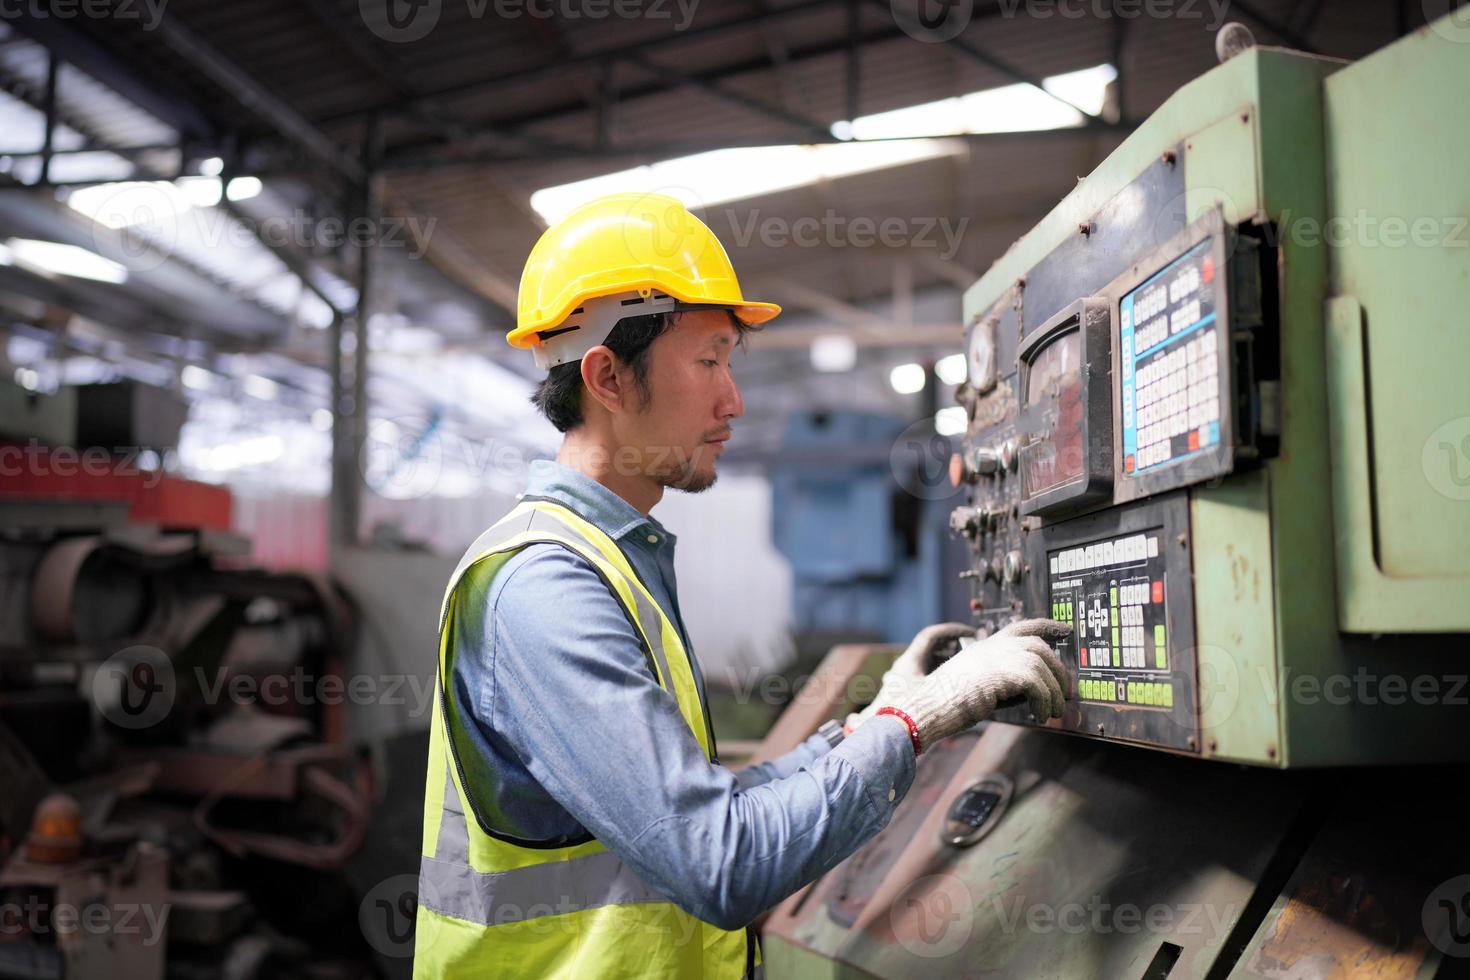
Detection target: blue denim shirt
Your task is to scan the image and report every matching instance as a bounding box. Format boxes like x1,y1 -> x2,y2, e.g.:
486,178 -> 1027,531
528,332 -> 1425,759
446,459 -> 916,930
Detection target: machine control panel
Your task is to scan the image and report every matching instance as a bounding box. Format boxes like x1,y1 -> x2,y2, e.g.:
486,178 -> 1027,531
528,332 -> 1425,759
951,201 -> 1271,753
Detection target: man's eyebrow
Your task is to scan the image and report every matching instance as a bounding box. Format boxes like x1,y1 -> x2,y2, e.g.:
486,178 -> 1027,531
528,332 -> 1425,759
709,334 -> 735,348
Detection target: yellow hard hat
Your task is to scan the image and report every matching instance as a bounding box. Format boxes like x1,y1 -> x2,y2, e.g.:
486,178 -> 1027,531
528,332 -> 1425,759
509,192 -> 781,353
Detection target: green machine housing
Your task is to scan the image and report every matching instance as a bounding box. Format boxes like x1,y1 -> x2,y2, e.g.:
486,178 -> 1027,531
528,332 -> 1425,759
759,19 -> 1470,980
951,27 -> 1469,768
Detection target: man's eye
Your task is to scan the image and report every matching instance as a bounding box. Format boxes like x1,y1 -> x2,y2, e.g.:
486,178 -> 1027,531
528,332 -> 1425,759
701,359 -> 718,367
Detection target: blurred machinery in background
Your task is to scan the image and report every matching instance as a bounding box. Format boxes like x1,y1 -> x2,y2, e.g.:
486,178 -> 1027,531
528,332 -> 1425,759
758,21 -> 1469,979
770,410 -> 969,649
0,379 -> 380,979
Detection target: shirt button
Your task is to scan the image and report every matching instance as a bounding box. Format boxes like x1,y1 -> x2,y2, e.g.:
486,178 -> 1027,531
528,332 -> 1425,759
646,534 -> 658,544
887,787 -> 896,802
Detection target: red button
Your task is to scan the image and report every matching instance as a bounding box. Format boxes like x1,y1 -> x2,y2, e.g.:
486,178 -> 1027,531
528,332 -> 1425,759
1152,581 -> 1164,603
1201,255 -> 1215,283
1080,648 -> 1088,667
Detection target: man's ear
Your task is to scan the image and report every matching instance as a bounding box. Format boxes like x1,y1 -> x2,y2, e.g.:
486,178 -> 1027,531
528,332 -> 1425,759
580,345 -> 626,415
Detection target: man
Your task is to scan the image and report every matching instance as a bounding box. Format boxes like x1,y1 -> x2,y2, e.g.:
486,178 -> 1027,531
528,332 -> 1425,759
413,193 -> 1069,978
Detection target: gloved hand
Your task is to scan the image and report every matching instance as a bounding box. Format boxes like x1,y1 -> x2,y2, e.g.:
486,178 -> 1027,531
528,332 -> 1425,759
879,618 -> 1071,753
845,622 -> 976,732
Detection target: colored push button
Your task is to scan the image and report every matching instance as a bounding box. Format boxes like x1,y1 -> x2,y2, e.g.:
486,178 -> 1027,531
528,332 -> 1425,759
1152,580 -> 1164,603
1154,625 -> 1167,669
1080,648 -> 1089,667
1111,627 -> 1120,647
1112,648 -> 1121,667
1162,685 -> 1173,707
1111,607 -> 1118,627
1110,586 -> 1118,605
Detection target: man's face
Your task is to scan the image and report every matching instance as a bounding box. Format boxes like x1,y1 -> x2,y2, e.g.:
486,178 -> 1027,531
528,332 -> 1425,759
615,309 -> 744,493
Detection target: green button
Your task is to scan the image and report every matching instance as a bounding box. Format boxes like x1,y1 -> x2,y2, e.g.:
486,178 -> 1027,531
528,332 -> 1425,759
1112,648 -> 1120,667
1110,607 -> 1118,627
1110,586 -> 1118,605
1162,685 -> 1174,707
1111,627 -> 1120,647
1154,624 -> 1165,646
1147,684 -> 1158,705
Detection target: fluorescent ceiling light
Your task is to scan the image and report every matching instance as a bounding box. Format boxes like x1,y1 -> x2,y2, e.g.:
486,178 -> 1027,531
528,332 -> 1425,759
528,64 -> 1111,223
244,374 -> 279,400
810,335 -> 857,373
935,353 -> 967,386
181,365 -> 216,390
935,406 -> 968,436
67,175 -> 262,229
834,63 -> 1117,140
889,362 -> 927,395
5,238 -> 128,284
530,139 -> 963,223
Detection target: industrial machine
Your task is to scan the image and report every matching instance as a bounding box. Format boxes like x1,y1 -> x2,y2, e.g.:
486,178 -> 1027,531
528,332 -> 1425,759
0,380 -> 385,979
758,20 -> 1469,979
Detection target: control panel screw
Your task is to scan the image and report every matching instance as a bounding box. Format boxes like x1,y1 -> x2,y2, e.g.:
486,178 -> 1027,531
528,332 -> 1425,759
1266,745 -> 1277,759
1078,222 -> 1094,237
1176,533 -> 1187,548
1096,724 -> 1105,734
1161,150 -> 1177,166
1187,736 -> 1197,750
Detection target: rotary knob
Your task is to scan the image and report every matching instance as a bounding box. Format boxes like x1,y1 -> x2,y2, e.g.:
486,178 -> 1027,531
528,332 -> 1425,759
1003,550 -> 1025,583
948,447 -> 1001,486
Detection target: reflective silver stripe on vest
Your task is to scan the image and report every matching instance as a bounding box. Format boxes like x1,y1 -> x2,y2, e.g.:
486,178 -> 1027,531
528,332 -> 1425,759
436,768 -> 471,863
419,845 -> 670,926
439,505 -> 678,708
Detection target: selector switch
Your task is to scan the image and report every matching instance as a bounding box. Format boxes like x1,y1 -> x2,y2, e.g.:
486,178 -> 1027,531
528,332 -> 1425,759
949,506 -> 981,538
1004,550 -> 1025,583
948,448 -> 1001,486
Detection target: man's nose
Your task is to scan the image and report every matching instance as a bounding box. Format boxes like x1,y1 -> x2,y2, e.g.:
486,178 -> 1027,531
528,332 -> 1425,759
720,369 -> 744,421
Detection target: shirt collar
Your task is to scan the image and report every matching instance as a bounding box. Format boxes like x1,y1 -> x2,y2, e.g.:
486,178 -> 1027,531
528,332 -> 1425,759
522,459 -> 676,547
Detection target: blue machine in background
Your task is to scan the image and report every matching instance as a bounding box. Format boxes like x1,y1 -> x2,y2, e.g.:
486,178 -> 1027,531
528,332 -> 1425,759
768,410 -> 969,646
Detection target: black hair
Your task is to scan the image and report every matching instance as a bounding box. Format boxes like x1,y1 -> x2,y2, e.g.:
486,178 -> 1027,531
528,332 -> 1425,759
530,309 -> 757,433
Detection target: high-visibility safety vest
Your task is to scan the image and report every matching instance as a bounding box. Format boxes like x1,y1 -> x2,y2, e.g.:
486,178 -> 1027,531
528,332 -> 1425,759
413,497 -> 759,979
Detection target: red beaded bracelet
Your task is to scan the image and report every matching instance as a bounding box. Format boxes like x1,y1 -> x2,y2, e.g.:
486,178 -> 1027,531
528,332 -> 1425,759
875,706 -> 923,756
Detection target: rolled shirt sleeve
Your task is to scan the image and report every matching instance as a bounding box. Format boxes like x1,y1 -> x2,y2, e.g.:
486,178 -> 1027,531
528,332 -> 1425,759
454,544 -> 916,930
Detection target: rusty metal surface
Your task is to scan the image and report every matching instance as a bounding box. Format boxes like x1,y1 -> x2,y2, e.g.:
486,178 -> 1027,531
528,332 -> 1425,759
1229,791 -> 1457,980
764,724 -> 1310,978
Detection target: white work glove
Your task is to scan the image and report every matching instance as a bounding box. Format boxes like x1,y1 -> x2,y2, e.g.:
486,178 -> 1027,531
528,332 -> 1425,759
845,623 -> 976,732
881,618 -> 1070,753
